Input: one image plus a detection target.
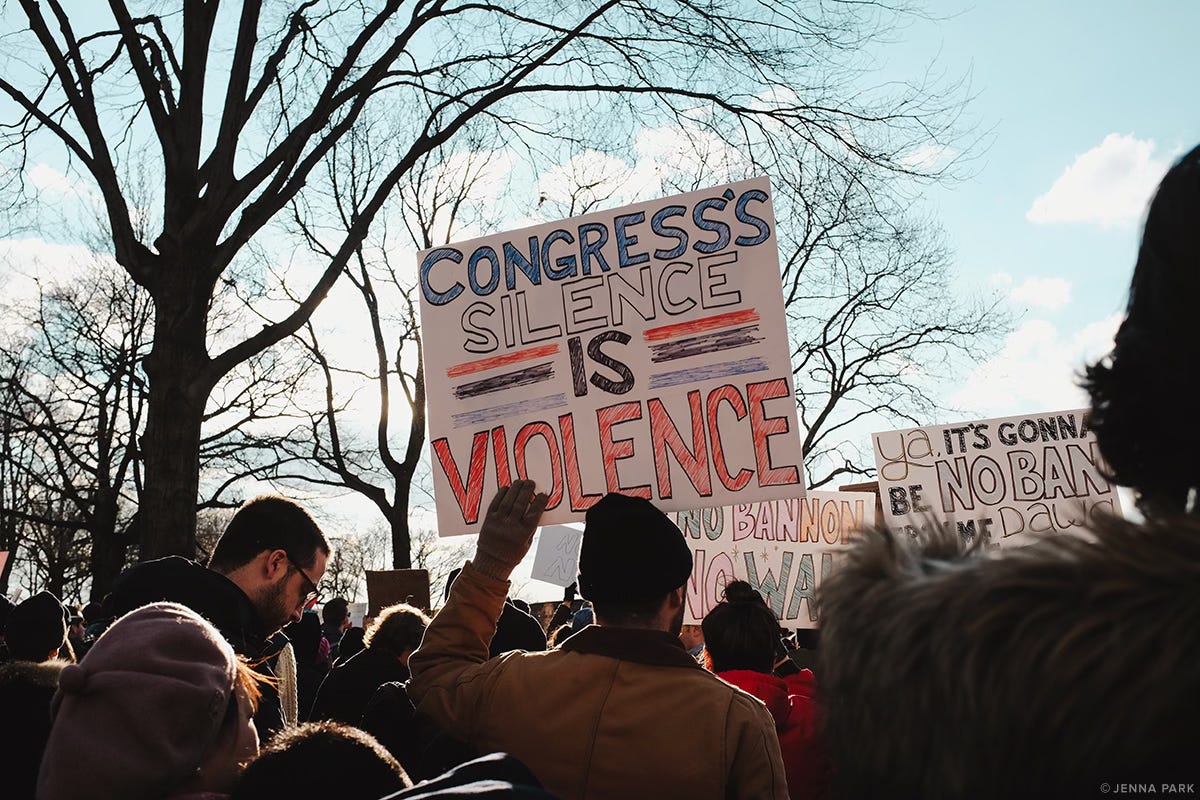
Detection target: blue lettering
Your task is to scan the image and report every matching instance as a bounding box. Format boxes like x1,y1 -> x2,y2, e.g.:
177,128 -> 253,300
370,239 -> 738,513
542,229 -> 577,280
419,247 -> 464,306
651,205 -> 688,259
468,246 -> 501,296
692,197 -> 731,254
578,222 -> 612,275
614,211 -> 648,268
734,189 -> 770,246
504,237 -> 541,290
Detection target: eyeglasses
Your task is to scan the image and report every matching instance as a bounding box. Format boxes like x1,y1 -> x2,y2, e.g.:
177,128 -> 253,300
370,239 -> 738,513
285,552 -> 321,610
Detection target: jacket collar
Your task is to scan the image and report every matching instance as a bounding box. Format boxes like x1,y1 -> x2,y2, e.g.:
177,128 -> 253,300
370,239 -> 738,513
560,625 -> 703,670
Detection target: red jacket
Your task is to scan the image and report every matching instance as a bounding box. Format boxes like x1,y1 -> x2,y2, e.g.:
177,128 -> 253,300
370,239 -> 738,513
718,669 -> 830,800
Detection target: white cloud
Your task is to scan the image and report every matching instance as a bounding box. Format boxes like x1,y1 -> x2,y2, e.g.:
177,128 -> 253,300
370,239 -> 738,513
27,163 -> 96,200
948,313 -> 1121,417
0,237 -> 121,338
1009,276 -> 1072,310
901,143 -> 957,170
1026,134 -> 1171,228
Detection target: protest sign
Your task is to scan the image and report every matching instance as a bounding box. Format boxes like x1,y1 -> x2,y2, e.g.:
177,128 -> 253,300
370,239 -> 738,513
672,491 -> 874,627
419,177 -> 805,534
365,569 -> 431,618
872,408 -> 1121,546
531,525 -> 584,587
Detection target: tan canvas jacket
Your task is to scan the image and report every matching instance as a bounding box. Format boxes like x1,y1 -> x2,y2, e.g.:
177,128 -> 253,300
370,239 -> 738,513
409,562 -> 789,800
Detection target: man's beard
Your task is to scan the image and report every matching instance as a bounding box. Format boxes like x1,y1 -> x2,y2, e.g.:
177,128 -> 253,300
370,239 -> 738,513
256,577 -> 293,634
667,597 -> 686,638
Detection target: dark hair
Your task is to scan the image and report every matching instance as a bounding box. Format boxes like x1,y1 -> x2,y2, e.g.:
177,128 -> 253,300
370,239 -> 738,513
336,627 -> 365,663
548,624 -> 573,648
701,581 -> 778,674
1084,144 -> 1200,517
591,592 -> 670,626
208,496 -> 329,574
817,515 -> 1200,799
363,603 -> 430,656
321,597 -> 350,626
232,721 -> 409,800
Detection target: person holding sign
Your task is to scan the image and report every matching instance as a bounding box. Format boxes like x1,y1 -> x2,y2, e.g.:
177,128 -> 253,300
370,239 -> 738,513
408,481 -> 787,800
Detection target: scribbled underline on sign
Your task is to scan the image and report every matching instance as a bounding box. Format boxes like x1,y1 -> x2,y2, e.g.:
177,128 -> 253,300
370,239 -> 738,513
648,357 -> 770,389
452,393 -> 569,428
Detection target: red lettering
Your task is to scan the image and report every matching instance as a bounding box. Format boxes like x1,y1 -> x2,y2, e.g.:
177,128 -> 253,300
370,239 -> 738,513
558,413 -> 603,511
747,378 -> 801,487
513,422 -> 564,510
649,391 -> 711,499
432,433 -> 489,525
491,426 -> 511,487
595,401 -> 652,498
705,384 -> 752,491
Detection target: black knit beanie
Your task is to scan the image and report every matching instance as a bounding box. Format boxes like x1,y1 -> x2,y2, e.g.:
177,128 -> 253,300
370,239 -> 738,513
577,493 -> 693,601
5,590 -> 67,662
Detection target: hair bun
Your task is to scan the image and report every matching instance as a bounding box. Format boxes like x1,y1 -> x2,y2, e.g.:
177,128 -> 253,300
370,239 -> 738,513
722,580 -> 765,605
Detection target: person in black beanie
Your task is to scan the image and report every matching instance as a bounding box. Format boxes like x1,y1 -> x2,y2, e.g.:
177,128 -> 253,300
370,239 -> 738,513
408,482 -> 787,800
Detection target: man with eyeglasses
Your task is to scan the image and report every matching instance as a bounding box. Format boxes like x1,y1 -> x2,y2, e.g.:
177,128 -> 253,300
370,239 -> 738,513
102,495 -> 331,736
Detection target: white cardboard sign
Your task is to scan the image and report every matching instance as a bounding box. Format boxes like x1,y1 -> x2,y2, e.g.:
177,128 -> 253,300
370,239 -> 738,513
419,177 -> 805,534
671,491 -> 875,628
871,408 -> 1121,546
530,525 -> 584,587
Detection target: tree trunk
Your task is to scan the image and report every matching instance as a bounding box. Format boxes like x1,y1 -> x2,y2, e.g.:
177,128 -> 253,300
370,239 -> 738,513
390,483 -> 413,570
138,375 -> 205,559
88,529 -> 129,601
137,277 -> 212,561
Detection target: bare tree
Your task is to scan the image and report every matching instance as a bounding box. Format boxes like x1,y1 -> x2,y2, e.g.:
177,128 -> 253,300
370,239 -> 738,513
263,125 -> 512,568
0,264 -> 149,598
771,150 -> 1008,488
0,0 -> 962,559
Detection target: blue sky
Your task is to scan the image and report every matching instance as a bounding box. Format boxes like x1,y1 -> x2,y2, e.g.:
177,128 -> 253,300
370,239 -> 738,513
879,0 -> 1198,417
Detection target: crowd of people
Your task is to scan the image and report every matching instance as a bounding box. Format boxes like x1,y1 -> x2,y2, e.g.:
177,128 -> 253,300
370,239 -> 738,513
1,146 -> 1198,798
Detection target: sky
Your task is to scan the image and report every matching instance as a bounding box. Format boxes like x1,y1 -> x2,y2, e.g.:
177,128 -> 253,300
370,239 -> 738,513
879,0 -> 1198,418
2,2 -> 1197,601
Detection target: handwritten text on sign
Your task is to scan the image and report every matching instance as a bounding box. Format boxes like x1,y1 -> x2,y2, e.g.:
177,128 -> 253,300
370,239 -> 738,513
872,408 -> 1120,546
420,178 -> 805,534
531,525 -> 584,587
671,491 -> 874,627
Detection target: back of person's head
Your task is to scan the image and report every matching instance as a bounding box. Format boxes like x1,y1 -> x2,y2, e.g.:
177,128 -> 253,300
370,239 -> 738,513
337,626 -> 366,662
232,721 -> 409,800
5,591 -> 67,662
548,624 -> 573,648
39,602 -> 263,800
817,514 -> 1200,799
577,493 -> 692,624
321,596 -> 350,627
208,495 -> 329,574
283,609 -> 323,663
364,603 -> 431,657
81,600 -> 103,625
701,581 -> 778,674
1085,143 -> 1200,517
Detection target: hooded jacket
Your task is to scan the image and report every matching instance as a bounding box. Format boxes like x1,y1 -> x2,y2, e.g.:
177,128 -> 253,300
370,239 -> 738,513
718,669 -> 830,800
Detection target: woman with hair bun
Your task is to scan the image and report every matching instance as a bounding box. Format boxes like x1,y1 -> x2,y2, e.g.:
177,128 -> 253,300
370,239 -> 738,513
701,581 -> 829,800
